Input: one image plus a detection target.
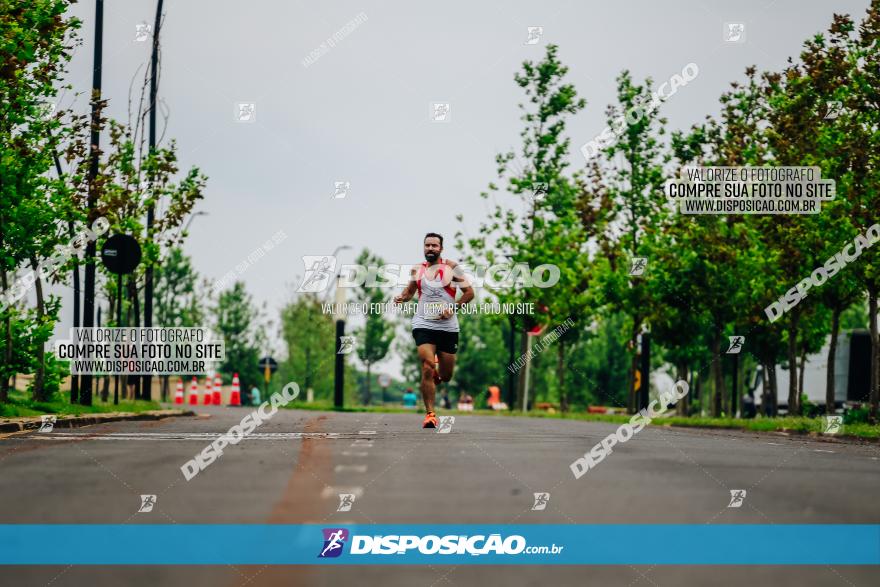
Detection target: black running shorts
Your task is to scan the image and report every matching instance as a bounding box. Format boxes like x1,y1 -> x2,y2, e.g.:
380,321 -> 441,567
412,328 -> 459,354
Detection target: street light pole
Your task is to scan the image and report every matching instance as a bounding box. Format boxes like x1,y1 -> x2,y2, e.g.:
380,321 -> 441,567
80,0 -> 105,406
143,0 -> 165,401
324,245 -> 350,408
333,272 -> 346,409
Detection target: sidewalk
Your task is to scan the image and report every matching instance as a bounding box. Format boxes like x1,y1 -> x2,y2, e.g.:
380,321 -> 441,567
0,409 -> 196,433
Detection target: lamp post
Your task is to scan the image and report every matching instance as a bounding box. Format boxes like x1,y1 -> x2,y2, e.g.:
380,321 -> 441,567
180,211 -> 208,237
329,245 -> 351,409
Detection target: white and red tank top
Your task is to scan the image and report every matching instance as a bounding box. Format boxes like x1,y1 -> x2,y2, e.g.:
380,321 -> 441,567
411,259 -> 459,332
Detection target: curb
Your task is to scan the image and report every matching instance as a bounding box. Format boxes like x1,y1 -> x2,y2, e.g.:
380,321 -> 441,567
0,409 -> 196,433
661,422 -> 879,444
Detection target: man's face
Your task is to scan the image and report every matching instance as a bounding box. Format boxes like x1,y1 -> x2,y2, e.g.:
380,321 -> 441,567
424,237 -> 442,262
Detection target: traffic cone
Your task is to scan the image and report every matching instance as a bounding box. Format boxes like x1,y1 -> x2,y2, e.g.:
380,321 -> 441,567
212,374 -> 222,405
173,379 -> 184,405
203,377 -> 213,405
188,377 -> 199,405
229,373 -> 241,406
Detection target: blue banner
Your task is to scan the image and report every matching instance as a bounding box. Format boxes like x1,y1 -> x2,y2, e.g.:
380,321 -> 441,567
1,524 -> 877,565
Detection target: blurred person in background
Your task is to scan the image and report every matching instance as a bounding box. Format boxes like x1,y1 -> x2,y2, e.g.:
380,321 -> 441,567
402,387 -> 418,409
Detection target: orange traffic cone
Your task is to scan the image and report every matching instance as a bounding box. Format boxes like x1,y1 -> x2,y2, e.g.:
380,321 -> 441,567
212,374 -> 222,405
229,373 -> 241,406
188,377 -> 199,405
174,379 -> 184,404
203,377 -> 213,405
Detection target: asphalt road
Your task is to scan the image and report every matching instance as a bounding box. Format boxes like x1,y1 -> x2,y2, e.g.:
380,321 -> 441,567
1,406 -> 878,586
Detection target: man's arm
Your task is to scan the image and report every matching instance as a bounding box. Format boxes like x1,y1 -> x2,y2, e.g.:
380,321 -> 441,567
449,259 -> 474,303
393,266 -> 419,303
440,259 -> 474,318
457,282 -> 475,305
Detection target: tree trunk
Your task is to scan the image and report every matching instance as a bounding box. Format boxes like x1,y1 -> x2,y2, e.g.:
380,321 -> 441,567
101,371 -> 110,402
869,285 -> 878,420
515,331 -> 529,410
364,362 -> 372,405
29,258 -> 47,402
305,347 -> 312,392
798,347 -> 807,408
557,339 -> 568,412
734,350 -> 743,417
676,363 -> 689,416
0,269 -> 11,403
129,275 -> 141,400
768,360 -> 779,417
826,307 -> 841,414
104,298 -> 114,403
786,311 -> 800,416
729,354 -> 736,417
711,334 -> 724,417
71,242 -> 80,404
761,363 -> 769,417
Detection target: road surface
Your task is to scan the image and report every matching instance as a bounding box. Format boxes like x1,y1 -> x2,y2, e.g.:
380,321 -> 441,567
1,406 -> 878,586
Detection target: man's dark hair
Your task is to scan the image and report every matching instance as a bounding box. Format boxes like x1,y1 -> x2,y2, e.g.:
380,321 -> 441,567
424,232 -> 443,246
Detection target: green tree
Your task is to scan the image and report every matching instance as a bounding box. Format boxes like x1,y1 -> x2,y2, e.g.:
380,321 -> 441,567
352,249 -> 394,405
456,43 -> 589,412
453,312 -> 509,402
279,293 -> 335,401
154,247 -> 206,399
592,70 -> 670,413
0,0 -> 80,402
213,281 -> 265,393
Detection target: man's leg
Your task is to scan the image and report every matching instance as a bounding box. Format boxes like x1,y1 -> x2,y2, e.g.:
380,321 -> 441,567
437,351 -> 456,383
417,343 -> 437,413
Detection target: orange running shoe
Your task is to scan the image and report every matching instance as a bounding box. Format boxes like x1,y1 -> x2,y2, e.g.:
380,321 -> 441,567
422,411 -> 438,428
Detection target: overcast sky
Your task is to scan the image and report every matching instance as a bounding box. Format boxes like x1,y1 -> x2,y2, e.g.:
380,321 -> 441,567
48,0 -> 870,380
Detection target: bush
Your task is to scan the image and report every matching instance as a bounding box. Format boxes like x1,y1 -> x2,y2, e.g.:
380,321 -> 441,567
801,394 -> 821,418
844,405 -> 870,425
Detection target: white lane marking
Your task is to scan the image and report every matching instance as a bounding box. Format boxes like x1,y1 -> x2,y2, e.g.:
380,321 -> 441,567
814,449 -> 835,453
334,464 -> 368,473
342,451 -> 369,457
765,442 -> 781,445
358,430 -> 377,435
320,486 -> 364,499
23,432 -> 344,441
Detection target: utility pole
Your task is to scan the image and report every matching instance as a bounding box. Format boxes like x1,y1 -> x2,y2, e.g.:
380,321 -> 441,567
142,0 -> 164,401
80,0 -> 104,406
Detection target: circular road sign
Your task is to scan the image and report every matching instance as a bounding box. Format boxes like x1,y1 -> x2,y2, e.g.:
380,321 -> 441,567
100,234 -> 141,275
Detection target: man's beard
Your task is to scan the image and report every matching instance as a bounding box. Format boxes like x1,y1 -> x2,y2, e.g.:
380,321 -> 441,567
424,251 -> 439,262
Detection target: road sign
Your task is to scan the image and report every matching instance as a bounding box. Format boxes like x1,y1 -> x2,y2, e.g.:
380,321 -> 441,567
259,356 -> 278,384
378,373 -> 391,388
100,234 -> 141,275
258,357 -> 278,373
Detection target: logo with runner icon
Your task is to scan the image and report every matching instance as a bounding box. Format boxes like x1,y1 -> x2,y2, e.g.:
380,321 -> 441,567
318,528 -> 349,558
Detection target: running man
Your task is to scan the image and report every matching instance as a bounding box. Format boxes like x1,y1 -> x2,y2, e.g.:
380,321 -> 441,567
393,233 -> 474,428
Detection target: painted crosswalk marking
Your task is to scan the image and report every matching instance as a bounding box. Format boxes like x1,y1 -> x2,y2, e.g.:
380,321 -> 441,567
334,464 -> 368,473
